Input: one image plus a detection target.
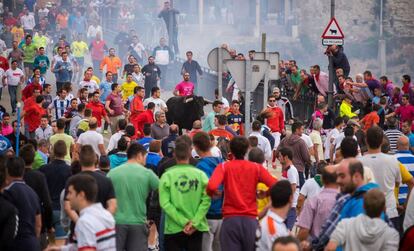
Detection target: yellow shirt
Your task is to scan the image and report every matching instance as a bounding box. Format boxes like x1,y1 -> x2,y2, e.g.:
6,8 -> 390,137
11,26 -> 24,43
71,41 -> 89,58
92,75 -> 100,85
339,101 -> 357,118
121,81 -> 138,101
394,162 -> 413,204
50,133 -> 74,163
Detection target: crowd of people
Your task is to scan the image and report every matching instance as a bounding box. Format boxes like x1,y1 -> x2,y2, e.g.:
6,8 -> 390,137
1,1 -> 414,251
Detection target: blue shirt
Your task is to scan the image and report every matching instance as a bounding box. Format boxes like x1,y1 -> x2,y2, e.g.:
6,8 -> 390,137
196,156 -> 224,217
54,60 -> 73,82
407,133 -> 414,150
137,137 -> 154,151
0,135 -> 12,155
146,152 -> 162,174
395,150 -> 414,204
99,81 -> 112,104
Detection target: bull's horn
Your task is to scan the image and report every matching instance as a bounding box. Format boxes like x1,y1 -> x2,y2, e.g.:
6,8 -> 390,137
185,97 -> 194,103
204,99 -> 213,104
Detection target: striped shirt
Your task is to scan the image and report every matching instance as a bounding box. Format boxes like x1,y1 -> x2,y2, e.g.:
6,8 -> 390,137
61,203 -> 116,251
49,98 -> 70,119
384,129 -> 403,153
395,150 -> 414,205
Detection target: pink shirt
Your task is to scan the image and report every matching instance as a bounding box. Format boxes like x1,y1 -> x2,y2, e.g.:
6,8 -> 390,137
1,124 -> 13,136
297,188 -> 338,239
175,81 -> 195,96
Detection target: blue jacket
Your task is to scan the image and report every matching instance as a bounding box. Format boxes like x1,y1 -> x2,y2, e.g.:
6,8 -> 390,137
109,152 -> 127,169
196,156 -> 224,218
146,152 -> 162,174
137,137 -> 154,151
339,182 -> 380,220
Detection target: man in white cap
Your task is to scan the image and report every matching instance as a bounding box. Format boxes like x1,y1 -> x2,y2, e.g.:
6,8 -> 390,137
273,87 -> 294,123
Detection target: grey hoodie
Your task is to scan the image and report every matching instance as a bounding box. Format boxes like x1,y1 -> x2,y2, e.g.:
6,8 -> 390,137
330,214 -> 399,251
277,134 -> 310,172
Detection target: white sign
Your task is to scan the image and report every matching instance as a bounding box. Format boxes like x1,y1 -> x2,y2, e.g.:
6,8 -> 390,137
207,47 -> 232,72
321,17 -> 344,39
322,38 -> 344,46
223,60 -> 269,92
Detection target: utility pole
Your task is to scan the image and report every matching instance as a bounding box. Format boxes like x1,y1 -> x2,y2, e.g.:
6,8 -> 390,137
378,0 -> 386,76
327,0 -> 335,108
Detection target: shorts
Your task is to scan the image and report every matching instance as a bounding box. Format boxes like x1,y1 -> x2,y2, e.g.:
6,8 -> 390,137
271,132 -> 281,149
24,62 -> 34,70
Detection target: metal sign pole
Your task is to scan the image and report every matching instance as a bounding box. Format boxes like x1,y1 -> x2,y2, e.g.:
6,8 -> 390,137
263,52 -> 270,109
245,60 -> 252,136
218,47 -> 223,100
327,0 -> 335,108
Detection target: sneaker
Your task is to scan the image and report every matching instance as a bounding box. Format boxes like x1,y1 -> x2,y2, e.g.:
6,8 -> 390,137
103,130 -> 109,134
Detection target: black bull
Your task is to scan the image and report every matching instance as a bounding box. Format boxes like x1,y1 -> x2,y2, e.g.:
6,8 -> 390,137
166,96 -> 210,131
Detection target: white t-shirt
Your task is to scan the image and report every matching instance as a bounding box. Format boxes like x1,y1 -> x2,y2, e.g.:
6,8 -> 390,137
360,153 -> 401,218
256,211 -> 289,251
324,128 -> 341,160
79,80 -> 99,94
77,130 -> 104,157
107,131 -> 125,152
0,68 -> 4,88
143,97 -> 167,114
191,146 -> 222,159
221,97 -> 230,109
301,134 -> 314,148
287,165 -> 300,207
300,178 -> 323,199
5,68 -> 24,86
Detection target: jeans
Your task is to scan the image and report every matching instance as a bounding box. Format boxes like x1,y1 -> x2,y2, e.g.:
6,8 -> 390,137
285,207 -> 297,230
93,60 -> 102,78
202,219 -> 222,251
53,210 -> 68,239
298,171 -> 305,188
8,85 -> 17,112
116,224 -> 148,251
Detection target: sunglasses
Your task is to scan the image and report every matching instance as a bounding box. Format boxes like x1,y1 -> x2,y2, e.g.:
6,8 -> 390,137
269,100 -> 276,102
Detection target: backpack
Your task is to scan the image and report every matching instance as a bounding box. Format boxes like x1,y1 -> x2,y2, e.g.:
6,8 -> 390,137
76,119 -> 89,137
216,136 -> 230,160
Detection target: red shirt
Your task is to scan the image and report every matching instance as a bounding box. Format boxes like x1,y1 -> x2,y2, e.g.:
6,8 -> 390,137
23,96 -> 36,112
25,104 -> 45,132
207,160 -> 277,218
266,106 -> 285,133
22,83 -> 42,101
130,96 -> 144,121
135,110 -> 155,138
86,101 -> 107,127
209,128 -> 234,141
396,104 -> 414,131
0,56 -> 9,71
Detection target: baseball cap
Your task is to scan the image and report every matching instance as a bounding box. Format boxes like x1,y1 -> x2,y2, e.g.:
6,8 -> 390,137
347,119 -> 360,128
272,87 -> 280,93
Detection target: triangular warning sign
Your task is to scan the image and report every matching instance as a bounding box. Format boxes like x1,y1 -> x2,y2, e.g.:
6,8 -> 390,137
321,17 -> 344,39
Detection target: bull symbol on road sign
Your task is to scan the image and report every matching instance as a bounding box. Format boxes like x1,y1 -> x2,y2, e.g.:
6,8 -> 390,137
330,29 -> 337,34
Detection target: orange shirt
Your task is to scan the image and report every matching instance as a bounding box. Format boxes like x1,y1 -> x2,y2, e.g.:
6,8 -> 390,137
209,128 -> 234,141
361,111 -> 379,132
56,14 -> 69,29
100,56 -> 122,74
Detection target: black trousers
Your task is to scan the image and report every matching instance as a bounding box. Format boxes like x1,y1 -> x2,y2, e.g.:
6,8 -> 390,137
164,231 -> 202,251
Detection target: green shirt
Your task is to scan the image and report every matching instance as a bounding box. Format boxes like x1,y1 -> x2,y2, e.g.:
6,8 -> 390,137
22,42 -> 38,63
108,162 -> 159,225
159,164 -> 211,234
34,55 -> 50,74
32,152 -> 46,170
202,111 -> 217,132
